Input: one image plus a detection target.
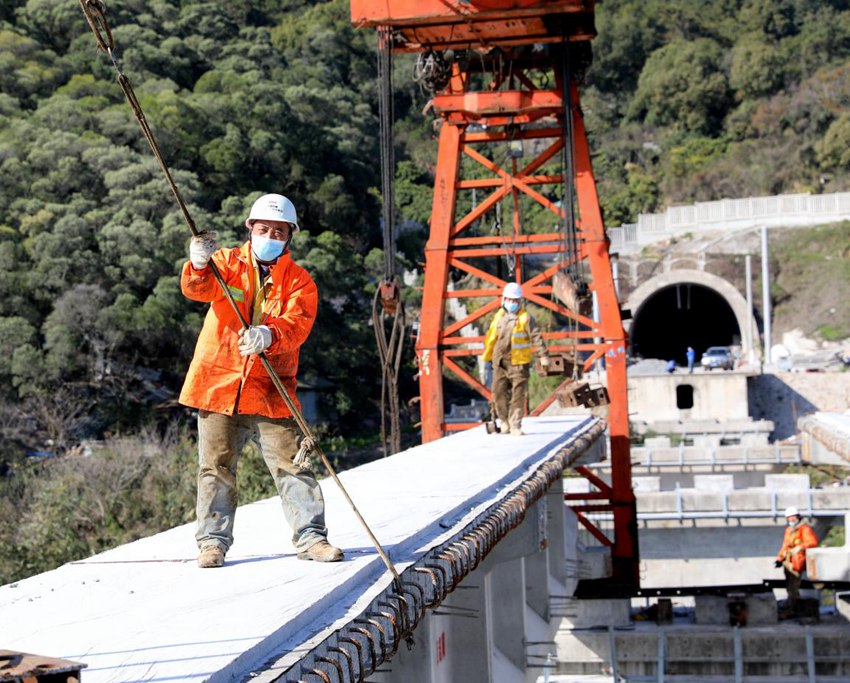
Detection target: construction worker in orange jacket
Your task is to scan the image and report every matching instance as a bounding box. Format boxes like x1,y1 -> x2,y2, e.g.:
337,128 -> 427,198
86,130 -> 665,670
482,282 -> 549,436
774,506 -> 818,615
180,193 -> 343,568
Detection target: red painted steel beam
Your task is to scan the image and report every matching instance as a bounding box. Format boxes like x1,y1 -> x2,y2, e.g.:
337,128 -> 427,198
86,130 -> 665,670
350,1 -> 596,52
576,513 -> 613,547
351,0 -> 593,24
569,80 -> 638,587
416,123 -> 462,443
433,90 -> 563,119
575,465 -> 613,495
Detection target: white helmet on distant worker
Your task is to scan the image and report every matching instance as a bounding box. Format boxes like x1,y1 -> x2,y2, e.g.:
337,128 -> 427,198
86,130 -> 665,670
247,193 -> 299,231
502,282 -> 523,299
784,506 -> 800,518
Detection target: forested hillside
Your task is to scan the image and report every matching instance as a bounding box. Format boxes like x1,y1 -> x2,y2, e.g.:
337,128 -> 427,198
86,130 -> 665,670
587,0 -> 850,225
2,0 -> 850,582
0,0 -> 431,464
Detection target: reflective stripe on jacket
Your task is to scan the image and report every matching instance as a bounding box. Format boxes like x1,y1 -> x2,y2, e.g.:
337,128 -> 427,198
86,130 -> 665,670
482,308 -> 534,365
777,521 -> 819,574
178,242 -> 317,418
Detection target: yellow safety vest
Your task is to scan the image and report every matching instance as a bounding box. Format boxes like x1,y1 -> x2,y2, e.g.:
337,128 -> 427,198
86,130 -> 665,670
482,308 -> 534,365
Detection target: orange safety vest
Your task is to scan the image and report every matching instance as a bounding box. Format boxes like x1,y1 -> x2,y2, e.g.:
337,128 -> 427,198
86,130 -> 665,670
777,521 -> 819,574
178,242 -> 318,418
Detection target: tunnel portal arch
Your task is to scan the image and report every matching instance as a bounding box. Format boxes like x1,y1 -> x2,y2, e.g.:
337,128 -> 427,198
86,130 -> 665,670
625,269 -> 757,365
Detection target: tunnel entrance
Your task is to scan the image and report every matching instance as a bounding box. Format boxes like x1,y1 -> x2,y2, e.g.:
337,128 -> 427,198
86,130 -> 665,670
630,282 -> 741,365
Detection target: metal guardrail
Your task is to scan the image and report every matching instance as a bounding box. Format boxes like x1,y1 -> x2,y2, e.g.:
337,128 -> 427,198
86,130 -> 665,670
637,484 -> 835,522
601,625 -> 821,683
621,443 -> 802,469
607,191 -> 850,252
568,485 -> 849,522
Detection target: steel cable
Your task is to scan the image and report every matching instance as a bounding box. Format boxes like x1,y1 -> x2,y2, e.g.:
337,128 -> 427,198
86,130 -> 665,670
375,26 -> 406,456
77,0 -> 404,594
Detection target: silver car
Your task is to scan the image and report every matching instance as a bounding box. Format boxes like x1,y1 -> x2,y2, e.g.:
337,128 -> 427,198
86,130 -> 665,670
700,346 -> 734,371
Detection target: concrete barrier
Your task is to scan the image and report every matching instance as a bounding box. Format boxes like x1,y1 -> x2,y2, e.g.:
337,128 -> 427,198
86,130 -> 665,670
809,512 -> 850,582
766,473 -> 810,491
694,474 -> 735,492
694,593 -> 778,625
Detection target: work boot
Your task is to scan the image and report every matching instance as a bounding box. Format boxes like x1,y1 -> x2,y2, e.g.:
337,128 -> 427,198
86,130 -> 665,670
197,544 -> 225,568
298,540 -> 344,562
510,428 -> 525,436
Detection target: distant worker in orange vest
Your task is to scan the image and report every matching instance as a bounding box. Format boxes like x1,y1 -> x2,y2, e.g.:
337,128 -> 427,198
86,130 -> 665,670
180,193 -> 343,568
482,282 -> 550,436
774,506 -> 818,615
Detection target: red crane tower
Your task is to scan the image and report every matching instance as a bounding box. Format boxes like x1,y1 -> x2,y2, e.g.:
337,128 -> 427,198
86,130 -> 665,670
351,1 -> 638,592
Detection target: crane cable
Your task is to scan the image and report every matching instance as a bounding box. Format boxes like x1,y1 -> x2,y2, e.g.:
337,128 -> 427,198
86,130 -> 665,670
560,42 -> 582,379
561,43 -> 578,285
375,26 -> 406,457
77,0 -> 408,601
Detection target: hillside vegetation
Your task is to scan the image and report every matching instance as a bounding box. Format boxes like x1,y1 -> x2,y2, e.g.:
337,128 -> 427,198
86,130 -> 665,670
769,222 -> 850,341
2,0 -> 850,582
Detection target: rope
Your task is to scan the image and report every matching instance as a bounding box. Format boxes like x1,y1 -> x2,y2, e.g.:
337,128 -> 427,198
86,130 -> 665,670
375,26 -> 406,456
372,288 -> 406,457
77,0 -> 404,593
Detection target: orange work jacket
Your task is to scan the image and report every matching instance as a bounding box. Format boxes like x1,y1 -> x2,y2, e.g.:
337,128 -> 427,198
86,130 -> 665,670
776,521 -> 819,574
178,242 -> 317,418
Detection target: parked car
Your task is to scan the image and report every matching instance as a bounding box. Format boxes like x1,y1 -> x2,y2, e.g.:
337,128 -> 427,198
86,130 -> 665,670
700,346 -> 734,371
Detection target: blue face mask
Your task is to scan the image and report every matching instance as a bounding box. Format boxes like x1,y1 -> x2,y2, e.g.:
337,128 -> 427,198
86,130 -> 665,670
504,300 -> 520,313
252,234 -> 286,263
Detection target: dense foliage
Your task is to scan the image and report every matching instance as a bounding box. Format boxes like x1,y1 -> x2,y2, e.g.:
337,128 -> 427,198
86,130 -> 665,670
587,0 -> 850,225
2,0 -> 850,581
0,0 -> 430,465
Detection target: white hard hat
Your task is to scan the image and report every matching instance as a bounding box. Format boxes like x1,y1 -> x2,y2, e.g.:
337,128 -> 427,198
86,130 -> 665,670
247,193 -> 299,231
784,506 -> 800,518
502,282 -> 522,299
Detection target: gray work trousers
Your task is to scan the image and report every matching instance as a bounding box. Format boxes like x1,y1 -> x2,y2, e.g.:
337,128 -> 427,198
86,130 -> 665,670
492,358 -> 530,432
195,410 -> 327,553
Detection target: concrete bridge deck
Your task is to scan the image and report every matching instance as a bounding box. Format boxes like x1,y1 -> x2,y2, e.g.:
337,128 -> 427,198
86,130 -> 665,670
0,415 -> 604,683
800,410 -> 850,465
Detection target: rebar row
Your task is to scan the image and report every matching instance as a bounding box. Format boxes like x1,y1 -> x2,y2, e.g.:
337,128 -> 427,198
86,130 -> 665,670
282,420 -> 606,682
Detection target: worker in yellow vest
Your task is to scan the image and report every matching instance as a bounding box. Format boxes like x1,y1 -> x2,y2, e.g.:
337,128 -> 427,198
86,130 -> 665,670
482,282 -> 549,435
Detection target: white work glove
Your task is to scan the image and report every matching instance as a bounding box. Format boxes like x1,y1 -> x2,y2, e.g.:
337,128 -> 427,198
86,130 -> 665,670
238,325 -> 273,356
189,232 -> 216,270
540,356 -> 551,368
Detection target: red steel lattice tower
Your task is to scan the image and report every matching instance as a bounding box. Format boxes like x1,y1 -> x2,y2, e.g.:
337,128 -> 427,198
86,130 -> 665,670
352,0 -> 638,591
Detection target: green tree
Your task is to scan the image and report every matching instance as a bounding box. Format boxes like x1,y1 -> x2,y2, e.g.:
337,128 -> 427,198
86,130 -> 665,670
629,38 -> 731,135
729,34 -> 786,98
817,113 -> 850,170
0,28 -> 67,104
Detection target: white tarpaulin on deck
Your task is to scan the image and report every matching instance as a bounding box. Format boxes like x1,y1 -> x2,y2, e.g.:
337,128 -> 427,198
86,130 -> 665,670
0,415 -> 601,682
